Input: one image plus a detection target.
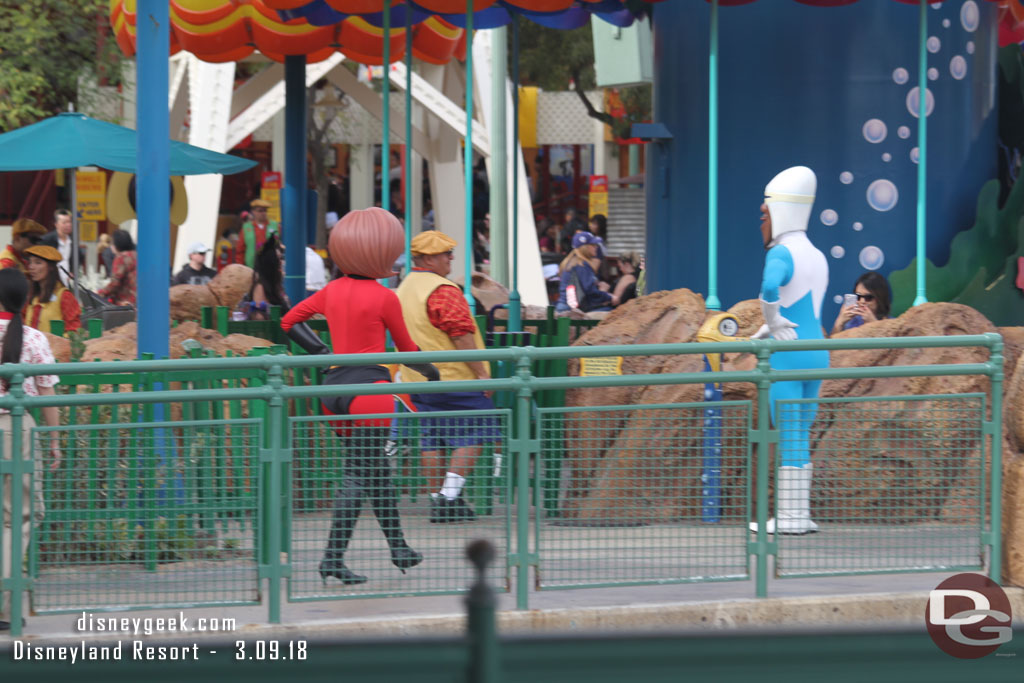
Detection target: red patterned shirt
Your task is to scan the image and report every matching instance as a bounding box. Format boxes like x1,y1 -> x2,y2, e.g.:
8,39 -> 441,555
414,270 -> 477,338
98,250 -> 137,306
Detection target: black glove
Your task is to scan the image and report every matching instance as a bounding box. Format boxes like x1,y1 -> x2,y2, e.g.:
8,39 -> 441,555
404,362 -> 440,382
286,323 -> 330,355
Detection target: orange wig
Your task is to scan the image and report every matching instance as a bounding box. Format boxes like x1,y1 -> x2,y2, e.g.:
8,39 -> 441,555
328,207 -> 404,279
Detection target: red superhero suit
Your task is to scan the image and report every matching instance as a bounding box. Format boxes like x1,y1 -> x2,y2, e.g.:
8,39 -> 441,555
280,207 -> 433,587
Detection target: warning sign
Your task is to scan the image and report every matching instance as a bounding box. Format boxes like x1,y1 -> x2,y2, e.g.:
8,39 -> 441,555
579,356 -> 623,376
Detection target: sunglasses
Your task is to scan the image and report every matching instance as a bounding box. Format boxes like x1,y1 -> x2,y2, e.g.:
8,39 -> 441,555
856,293 -> 876,302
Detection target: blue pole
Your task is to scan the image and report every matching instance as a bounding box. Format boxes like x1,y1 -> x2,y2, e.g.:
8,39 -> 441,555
136,0 -> 170,360
913,0 -> 928,307
382,0 -> 392,213
464,1 -> 475,308
508,16 -> 521,333
404,5 -> 413,275
284,55 -> 308,305
705,0 -> 721,311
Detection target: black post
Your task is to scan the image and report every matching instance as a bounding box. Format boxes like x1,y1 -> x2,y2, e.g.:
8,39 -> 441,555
465,539 -> 499,683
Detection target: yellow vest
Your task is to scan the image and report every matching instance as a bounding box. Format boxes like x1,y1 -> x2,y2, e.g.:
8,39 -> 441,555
0,246 -> 26,273
28,284 -> 72,336
395,271 -> 487,383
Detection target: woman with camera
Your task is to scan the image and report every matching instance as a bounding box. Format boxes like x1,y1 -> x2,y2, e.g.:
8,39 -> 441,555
831,271 -> 891,336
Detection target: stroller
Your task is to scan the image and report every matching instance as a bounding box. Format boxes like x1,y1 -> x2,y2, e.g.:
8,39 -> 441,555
65,267 -> 135,331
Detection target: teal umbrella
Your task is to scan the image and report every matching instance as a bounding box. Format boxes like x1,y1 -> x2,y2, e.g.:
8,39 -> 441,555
0,112 -> 255,175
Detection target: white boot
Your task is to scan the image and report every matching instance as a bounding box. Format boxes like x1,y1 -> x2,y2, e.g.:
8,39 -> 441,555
749,465 -> 818,535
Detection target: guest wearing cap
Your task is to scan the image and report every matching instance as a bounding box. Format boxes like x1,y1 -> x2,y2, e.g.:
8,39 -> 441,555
395,231 -> 499,523
173,241 -> 218,286
0,219 -> 47,274
97,229 -> 137,307
23,244 -> 82,335
555,231 -> 615,313
239,198 -> 279,268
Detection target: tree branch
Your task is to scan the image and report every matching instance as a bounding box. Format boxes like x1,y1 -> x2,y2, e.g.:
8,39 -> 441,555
569,65 -> 614,127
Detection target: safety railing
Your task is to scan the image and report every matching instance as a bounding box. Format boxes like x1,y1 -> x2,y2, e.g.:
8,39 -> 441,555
0,333 -> 1003,636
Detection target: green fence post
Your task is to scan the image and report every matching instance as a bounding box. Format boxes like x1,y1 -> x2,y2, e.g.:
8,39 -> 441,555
5,371 -> 28,637
465,540 -> 499,683
513,355 -> 535,610
200,306 -> 213,330
49,319 -> 65,337
88,317 -> 103,339
262,353 -> 289,623
216,306 -> 229,337
751,343 -> 776,598
987,334 -> 1003,583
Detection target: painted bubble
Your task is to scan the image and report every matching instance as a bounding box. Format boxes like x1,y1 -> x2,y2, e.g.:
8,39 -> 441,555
882,153 -> 892,162
866,179 -> 899,212
942,18 -> 951,28
927,37 -> 941,54
833,295 -> 844,305
859,246 -> 885,271
928,67 -> 939,81
830,246 -> 845,259
892,67 -> 910,85
820,209 -> 838,226
950,55 -> 967,80
910,147 -> 920,164
967,41 -> 975,55
931,2 -> 943,9
852,222 -> 864,232
862,118 -> 887,143
898,125 -> 911,139
840,171 -> 854,185
961,1 -> 979,32
906,87 -> 935,118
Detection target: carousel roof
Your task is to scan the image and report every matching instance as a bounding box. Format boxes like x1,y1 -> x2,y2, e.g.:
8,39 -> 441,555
109,1 -> 1010,66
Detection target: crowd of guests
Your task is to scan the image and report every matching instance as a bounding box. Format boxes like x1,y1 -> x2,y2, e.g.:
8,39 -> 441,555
535,208 -> 642,314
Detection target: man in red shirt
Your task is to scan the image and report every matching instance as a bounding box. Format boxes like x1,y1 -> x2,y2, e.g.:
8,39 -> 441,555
395,231 -> 498,523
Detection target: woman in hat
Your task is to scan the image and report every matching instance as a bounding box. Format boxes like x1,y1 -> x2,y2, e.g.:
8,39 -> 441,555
23,244 -> 81,335
97,229 -> 136,307
281,207 -> 438,586
1,219 -> 48,274
0,268 -> 62,632
555,231 -> 615,313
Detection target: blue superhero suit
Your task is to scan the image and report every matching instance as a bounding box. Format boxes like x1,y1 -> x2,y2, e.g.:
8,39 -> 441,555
750,165 -> 828,535
760,231 -> 829,468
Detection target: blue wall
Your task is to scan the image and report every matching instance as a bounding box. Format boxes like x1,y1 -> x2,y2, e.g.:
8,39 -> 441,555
647,0 -> 997,322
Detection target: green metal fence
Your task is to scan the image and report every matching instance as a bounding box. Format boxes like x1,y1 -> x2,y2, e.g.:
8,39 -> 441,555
0,332 -> 1004,636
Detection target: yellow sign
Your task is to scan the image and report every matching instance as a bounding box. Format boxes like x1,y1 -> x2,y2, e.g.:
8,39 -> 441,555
579,356 -> 623,376
261,188 -> 281,223
588,175 -> 609,219
75,171 -> 106,221
79,221 -> 98,242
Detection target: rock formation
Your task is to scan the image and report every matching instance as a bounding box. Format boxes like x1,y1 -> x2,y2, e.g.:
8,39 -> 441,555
561,291 -> 1023,585
79,321 -> 269,362
170,264 -> 253,322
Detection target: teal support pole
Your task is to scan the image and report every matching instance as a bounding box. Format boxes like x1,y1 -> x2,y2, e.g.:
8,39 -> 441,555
706,0 -> 721,311
628,145 -> 639,183
464,1 -> 475,309
913,0 -> 929,307
284,56 -> 308,305
136,0 -> 170,359
489,26 -> 509,288
508,17 -> 521,332
404,6 -> 413,275
989,337 -> 1003,583
382,0 -> 392,213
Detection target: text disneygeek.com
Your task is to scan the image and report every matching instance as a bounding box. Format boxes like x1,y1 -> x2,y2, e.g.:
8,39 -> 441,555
77,611 -> 235,636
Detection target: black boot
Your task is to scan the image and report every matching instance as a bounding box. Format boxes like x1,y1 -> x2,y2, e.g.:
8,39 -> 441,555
319,475 -> 367,586
363,428 -> 423,574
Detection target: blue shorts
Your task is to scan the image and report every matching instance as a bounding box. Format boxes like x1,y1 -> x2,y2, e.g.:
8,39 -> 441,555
410,391 -> 500,450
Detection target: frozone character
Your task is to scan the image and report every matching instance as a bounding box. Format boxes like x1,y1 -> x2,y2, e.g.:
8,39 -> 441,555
750,166 -> 828,535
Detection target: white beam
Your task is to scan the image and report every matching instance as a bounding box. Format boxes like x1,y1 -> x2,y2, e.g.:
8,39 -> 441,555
388,62 -> 489,155
226,53 -> 346,150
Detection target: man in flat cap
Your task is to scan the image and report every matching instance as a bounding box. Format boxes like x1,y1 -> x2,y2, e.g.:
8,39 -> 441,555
396,231 -> 497,523
0,218 -> 47,274
239,198 -> 279,268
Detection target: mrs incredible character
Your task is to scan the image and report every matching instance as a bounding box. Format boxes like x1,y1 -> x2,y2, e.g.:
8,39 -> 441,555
281,207 -> 440,585
749,166 -> 829,536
